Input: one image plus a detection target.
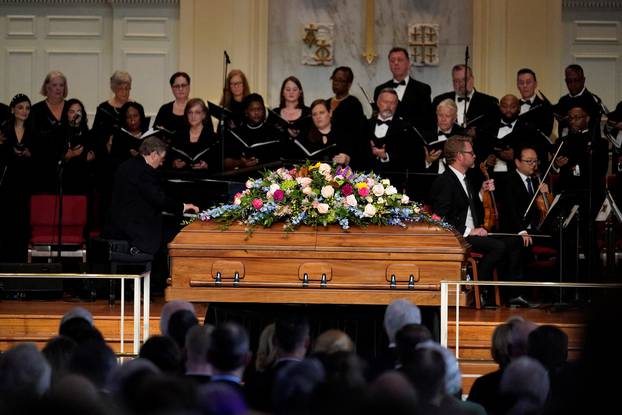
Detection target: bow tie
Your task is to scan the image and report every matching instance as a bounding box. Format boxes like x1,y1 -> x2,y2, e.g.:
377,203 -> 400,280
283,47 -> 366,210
520,99 -> 532,107
391,80 -> 406,88
376,119 -> 392,126
500,121 -> 513,128
437,131 -> 451,138
457,96 -> 470,103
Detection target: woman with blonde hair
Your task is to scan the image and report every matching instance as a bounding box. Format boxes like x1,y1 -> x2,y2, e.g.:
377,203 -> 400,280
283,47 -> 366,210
30,70 -> 69,191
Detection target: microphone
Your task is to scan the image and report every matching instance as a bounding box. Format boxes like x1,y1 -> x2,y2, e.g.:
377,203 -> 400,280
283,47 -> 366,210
74,110 -> 82,123
224,50 -> 231,64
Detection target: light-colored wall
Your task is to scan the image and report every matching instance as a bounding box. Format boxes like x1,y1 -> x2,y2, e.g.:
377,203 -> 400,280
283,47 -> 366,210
0,0 -> 179,120
472,0 -> 563,103
266,0 -> 473,114
561,1 -> 622,109
178,0 -> 269,106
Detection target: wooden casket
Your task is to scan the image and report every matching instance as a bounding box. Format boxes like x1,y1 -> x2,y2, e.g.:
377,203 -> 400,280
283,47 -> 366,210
166,220 -> 470,306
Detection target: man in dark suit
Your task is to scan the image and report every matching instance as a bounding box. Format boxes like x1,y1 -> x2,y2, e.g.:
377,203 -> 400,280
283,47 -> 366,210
421,98 -> 465,174
430,136 -> 523,304
516,68 -> 554,137
373,47 -> 433,130
553,105 -> 608,281
367,88 -> 420,177
104,136 -> 199,256
481,94 -> 550,176
555,64 -> 603,138
433,64 -> 498,134
497,146 -> 550,305
207,322 -> 251,395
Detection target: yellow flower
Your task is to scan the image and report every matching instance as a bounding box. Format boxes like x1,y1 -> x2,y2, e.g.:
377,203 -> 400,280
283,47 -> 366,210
355,182 -> 368,189
309,162 -> 321,171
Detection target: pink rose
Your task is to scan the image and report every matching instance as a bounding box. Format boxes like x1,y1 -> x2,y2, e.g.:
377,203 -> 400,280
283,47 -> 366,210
358,186 -> 370,197
432,214 -> 441,221
233,192 -> 243,205
252,198 -> 263,210
341,183 -> 353,196
273,189 -> 284,202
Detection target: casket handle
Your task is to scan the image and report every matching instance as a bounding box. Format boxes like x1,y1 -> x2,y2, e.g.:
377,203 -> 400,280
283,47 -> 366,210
298,263 -> 332,287
390,275 -> 397,289
386,264 -> 421,289
215,272 -> 222,286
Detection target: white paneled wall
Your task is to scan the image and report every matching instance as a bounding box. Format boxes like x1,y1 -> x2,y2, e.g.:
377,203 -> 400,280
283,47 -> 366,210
0,0 -> 178,123
563,1 -> 622,109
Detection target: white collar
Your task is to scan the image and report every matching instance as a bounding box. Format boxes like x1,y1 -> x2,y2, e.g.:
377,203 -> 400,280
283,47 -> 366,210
569,87 -> 586,98
449,165 -> 467,181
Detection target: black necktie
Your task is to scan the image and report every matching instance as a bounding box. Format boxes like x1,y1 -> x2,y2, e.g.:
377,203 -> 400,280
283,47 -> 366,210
464,176 -> 480,227
526,177 -> 535,196
392,80 -> 406,88
457,96 -> 470,103
376,119 -> 391,126
520,99 -> 532,107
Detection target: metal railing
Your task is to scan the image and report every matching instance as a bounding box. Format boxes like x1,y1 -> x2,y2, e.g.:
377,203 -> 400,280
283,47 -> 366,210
0,272 -> 150,353
439,280 -> 622,357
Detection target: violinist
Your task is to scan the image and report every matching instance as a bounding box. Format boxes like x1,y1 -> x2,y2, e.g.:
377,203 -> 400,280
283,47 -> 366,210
430,136 -> 521,305
498,146 -> 548,246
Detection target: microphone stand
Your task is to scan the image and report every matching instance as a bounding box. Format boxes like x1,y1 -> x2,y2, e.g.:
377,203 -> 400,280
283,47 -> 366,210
220,51 -> 231,174
55,132 -> 71,261
462,47 -> 469,128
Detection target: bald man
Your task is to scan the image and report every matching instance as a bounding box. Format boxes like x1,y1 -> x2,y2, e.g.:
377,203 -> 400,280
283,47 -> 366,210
482,94 -> 549,176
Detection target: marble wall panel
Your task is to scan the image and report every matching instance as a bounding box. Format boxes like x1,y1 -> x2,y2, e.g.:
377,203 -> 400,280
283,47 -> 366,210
268,0 -> 473,114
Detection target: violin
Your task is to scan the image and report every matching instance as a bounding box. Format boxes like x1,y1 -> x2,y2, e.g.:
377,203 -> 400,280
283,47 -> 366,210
533,174 -> 554,224
479,162 -> 499,231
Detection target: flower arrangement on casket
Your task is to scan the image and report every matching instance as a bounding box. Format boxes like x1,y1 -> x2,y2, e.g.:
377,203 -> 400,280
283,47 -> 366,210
198,162 -> 449,231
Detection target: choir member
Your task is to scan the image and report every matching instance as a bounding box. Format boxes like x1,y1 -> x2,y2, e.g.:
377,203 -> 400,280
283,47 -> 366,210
219,69 -> 250,129
271,76 -> 311,143
422,98 -> 466,174
516,68 -> 554,137
555,64 -> 603,138
154,72 -> 191,141
109,101 -> 151,163
93,70 -> 133,142
59,99 -> 96,195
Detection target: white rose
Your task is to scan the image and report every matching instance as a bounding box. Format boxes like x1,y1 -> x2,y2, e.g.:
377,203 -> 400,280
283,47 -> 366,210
297,177 -> 312,187
377,197 -> 385,205
269,183 -> 280,193
381,179 -> 391,186
345,194 -> 357,207
366,196 -> 373,203
321,185 -> 335,198
302,186 -> 313,195
372,184 -> 385,197
401,194 -> 410,204
245,180 -> 254,189
363,203 -> 377,217
316,203 -> 330,214
318,163 -> 332,175
385,186 -> 397,195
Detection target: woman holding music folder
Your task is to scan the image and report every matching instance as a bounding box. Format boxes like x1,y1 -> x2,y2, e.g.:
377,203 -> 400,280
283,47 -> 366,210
285,99 -> 352,165
269,76 -> 311,147
169,98 -> 221,173
93,70 -> 133,142
107,102 -> 157,165
154,72 -> 191,142
0,94 -> 36,262
224,93 -> 284,171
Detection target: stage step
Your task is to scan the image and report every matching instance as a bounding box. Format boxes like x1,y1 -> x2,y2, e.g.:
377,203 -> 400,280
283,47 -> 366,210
0,299 -> 207,353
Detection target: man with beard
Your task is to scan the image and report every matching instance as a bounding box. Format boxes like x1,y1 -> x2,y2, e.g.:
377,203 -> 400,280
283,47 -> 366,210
482,95 -> 549,177
367,88 -> 419,176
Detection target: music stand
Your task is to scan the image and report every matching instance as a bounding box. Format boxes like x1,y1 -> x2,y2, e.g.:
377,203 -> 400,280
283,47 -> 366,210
595,190 -> 622,278
538,191 -> 580,308
208,101 -> 233,174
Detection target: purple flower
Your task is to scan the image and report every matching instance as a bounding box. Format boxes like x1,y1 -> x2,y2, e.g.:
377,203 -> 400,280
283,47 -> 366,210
336,165 -> 354,180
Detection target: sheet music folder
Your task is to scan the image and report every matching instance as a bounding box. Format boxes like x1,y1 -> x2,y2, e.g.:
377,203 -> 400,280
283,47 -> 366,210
208,101 -> 232,121
538,192 -> 576,232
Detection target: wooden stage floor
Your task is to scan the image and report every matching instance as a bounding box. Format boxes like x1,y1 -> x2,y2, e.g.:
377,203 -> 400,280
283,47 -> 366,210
0,296 -> 587,394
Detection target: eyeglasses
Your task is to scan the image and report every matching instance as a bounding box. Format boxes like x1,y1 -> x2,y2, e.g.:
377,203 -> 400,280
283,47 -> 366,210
172,83 -> 188,89
521,159 -> 539,165
230,81 -> 244,87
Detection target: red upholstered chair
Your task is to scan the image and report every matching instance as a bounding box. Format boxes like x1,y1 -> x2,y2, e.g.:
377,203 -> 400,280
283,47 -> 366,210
467,252 -> 501,309
28,195 -> 88,262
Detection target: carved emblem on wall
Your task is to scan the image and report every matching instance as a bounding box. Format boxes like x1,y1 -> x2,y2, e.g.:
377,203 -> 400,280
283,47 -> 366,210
408,24 -> 439,66
302,23 -> 334,66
